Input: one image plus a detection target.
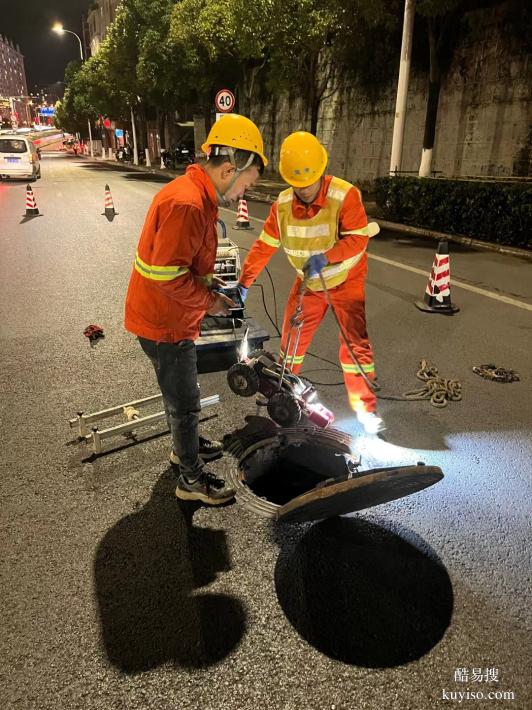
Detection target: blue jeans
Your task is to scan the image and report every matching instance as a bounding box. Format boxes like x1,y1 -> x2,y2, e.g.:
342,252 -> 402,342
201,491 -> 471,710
138,338 -> 202,477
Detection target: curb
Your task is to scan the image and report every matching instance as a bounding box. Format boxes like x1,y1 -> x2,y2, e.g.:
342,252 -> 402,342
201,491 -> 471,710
83,155 -> 181,178
87,158 -> 531,261
374,219 -> 532,261
246,188 -> 532,261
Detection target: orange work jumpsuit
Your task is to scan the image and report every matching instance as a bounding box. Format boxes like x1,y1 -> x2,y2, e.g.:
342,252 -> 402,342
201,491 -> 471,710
124,164 -> 219,342
239,175 -> 377,414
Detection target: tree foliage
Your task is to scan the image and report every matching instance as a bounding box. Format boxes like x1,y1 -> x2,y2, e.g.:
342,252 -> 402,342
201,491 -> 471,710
56,0 -> 529,163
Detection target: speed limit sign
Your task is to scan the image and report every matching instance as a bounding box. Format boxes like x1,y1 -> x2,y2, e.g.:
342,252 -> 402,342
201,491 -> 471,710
215,89 -> 235,113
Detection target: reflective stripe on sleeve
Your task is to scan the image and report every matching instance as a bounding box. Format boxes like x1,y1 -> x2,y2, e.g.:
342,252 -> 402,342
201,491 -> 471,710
340,222 -> 380,238
259,230 -> 280,248
134,251 -> 190,281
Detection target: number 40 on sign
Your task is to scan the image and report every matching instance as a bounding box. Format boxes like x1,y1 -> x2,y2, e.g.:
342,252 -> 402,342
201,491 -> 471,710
215,89 -> 235,113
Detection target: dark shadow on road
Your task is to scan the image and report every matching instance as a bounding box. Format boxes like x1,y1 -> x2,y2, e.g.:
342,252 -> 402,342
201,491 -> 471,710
366,278 -> 419,306
124,172 -> 174,183
77,162 -> 134,172
375,231 -> 479,254
19,214 -> 43,224
94,469 -> 246,673
76,162 -> 176,180
274,516 -> 453,667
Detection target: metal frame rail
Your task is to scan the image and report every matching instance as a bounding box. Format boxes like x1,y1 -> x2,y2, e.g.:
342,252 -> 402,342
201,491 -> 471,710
69,393 -> 220,455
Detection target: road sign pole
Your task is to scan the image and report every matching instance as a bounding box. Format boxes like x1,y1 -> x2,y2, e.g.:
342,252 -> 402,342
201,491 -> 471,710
130,106 -> 139,166
88,119 -> 93,157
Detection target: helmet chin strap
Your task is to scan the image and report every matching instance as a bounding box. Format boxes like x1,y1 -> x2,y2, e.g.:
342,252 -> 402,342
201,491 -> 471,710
215,169 -> 240,206
210,146 -> 255,205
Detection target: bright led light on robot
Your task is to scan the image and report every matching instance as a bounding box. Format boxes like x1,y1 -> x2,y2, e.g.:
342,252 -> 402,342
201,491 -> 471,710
239,328 -> 249,361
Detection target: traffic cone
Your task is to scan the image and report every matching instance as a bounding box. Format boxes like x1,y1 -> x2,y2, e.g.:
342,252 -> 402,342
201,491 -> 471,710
24,184 -> 40,216
234,198 -> 253,230
102,184 -> 118,219
415,239 -> 459,314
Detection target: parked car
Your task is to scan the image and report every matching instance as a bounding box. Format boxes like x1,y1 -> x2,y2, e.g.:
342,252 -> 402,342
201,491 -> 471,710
0,135 -> 41,181
160,142 -> 195,169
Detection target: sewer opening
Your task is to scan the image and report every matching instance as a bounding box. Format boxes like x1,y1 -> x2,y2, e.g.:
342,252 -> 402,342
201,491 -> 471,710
240,443 -> 352,506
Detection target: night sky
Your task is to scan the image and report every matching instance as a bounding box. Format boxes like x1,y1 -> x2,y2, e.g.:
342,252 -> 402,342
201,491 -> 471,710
0,0 -> 88,90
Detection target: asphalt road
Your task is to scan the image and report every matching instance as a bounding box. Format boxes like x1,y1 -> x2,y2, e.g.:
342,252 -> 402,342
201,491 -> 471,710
1,154 -> 531,710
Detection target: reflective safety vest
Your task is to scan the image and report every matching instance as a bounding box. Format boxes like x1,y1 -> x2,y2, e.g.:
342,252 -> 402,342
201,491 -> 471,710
276,176 -> 379,291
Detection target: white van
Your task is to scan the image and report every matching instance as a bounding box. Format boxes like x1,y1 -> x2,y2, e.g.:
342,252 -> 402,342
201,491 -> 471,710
0,135 -> 41,181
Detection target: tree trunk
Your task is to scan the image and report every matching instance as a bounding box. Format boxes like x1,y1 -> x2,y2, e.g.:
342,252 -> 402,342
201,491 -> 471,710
307,55 -> 320,135
204,99 -> 213,137
309,97 -> 320,136
136,106 -> 146,151
419,17 -> 442,178
270,94 -> 278,172
244,64 -> 262,120
158,110 -> 166,151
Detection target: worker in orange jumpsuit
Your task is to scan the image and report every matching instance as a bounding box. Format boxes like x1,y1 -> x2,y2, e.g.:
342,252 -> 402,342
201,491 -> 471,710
238,131 -> 383,433
125,114 -> 268,504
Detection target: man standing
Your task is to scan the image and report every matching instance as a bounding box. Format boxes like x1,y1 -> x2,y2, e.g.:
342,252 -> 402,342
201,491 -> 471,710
238,131 -> 383,433
125,114 -> 268,504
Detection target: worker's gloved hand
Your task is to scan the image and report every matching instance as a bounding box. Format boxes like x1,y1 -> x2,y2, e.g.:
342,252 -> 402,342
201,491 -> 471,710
237,283 -> 248,303
207,292 -> 236,317
303,253 -> 328,278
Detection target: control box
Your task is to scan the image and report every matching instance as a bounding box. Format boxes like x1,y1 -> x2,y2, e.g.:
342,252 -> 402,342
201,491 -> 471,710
196,220 -> 269,372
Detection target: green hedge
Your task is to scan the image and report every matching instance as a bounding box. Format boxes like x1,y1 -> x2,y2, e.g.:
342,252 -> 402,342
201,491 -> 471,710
374,176 -> 531,249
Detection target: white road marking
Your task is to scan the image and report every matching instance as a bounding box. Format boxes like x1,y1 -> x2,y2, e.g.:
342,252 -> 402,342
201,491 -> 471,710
366,253 -> 532,312
219,206 -> 532,312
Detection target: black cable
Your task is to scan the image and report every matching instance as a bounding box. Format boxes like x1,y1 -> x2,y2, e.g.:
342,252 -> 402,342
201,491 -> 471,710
318,271 -> 379,393
300,367 -> 344,387
228,228 -> 370,392
263,266 -> 280,333
228,218 -> 414,403
253,283 -> 281,337
305,350 -> 343,371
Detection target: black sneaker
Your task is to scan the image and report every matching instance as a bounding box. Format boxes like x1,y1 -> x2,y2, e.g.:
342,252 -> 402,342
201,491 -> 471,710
170,436 -> 223,466
198,436 -> 224,461
175,469 -> 235,506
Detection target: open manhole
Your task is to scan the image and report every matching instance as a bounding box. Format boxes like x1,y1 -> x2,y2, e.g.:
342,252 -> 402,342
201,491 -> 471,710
223,417 -> 443,524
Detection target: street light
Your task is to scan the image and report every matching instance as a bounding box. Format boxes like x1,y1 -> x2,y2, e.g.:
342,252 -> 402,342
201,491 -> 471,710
51,22 -> 93,156
52,23 -> 84,61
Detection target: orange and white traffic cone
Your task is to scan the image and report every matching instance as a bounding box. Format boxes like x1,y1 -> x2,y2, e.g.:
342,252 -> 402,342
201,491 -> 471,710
415,239 -> 459,314
102,184 -> 118,218
24,184 -> 40,216
234,198 -> 253,230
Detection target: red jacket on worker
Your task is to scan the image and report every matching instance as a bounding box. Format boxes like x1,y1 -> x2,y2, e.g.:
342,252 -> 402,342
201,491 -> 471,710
124,164 -> 219,342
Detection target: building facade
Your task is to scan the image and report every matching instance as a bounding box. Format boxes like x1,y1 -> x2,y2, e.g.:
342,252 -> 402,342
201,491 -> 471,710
0,35 -> 27,98
0,35 -> 29,128
86,0 -> 121,57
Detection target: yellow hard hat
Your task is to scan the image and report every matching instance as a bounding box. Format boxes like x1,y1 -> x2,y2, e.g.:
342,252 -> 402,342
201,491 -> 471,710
279,131 -> 328,188
202,113 -> 268,167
